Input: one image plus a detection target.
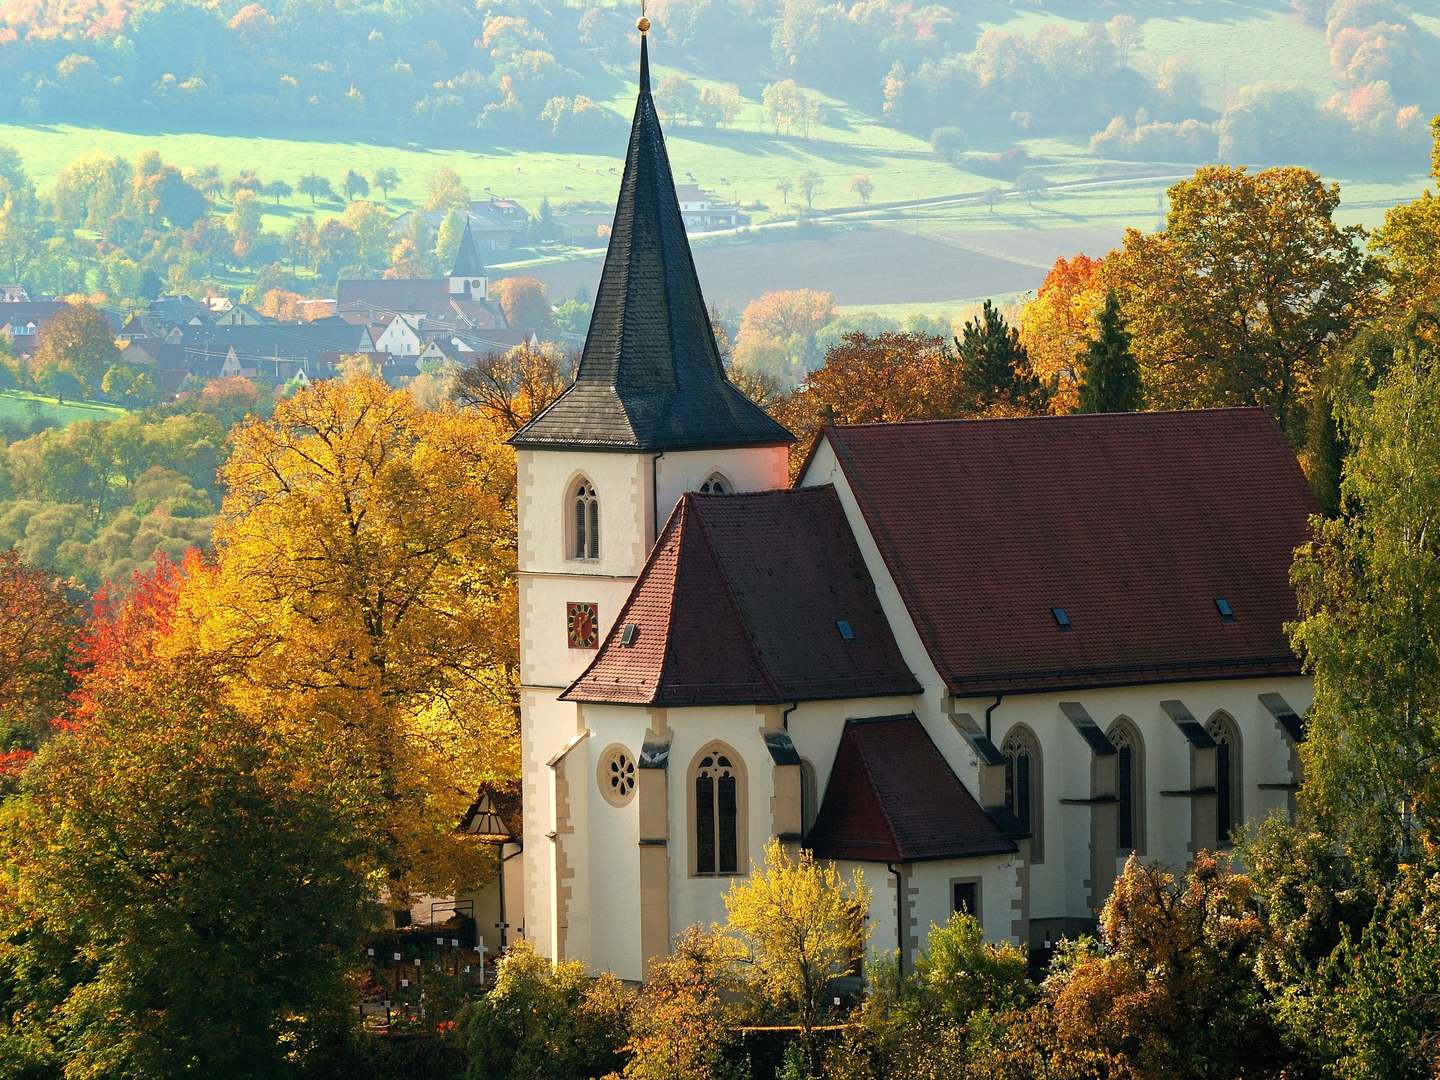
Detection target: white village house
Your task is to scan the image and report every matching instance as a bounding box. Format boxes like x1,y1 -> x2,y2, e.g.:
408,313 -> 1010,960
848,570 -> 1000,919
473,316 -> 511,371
496,30 -> 1316,982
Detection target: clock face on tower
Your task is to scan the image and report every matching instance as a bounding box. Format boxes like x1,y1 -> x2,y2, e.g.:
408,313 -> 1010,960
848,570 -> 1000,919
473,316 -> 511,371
566,602 -> 599,649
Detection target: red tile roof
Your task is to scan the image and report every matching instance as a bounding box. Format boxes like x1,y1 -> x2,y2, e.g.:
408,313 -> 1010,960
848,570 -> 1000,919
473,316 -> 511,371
820,409 -> 1316,695
808,715 -> 1016,862
562,486 -> 921,706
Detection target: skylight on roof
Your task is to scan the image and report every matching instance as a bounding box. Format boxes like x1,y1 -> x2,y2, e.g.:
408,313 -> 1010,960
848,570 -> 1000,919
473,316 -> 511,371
621,623 -> 639,646
836,620 -> 855,641
1052,607 -> 1072,631
1215,597 -> 1235,622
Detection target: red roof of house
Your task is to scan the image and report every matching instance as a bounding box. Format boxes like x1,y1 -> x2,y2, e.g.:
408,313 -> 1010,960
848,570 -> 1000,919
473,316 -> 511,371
562,486 -> 921,706
807,714 -> 1016,862
819,408 -> 1317,695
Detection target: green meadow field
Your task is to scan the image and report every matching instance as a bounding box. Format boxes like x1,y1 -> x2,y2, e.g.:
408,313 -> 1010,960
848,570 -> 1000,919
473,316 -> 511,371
0,390 -> 128,428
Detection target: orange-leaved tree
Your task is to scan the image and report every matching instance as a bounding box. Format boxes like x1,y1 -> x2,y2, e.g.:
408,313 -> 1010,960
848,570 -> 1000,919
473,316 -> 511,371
1017,253 -> 1112,414
0,549 -> 83,783
490,276 -> 555,332
975,853 -> 1285,1078
180,374 -> 520,897
624,926 -> 739,1080
772,330 -> 953,476
70,551 -> 192,728
733,289 -> 838,388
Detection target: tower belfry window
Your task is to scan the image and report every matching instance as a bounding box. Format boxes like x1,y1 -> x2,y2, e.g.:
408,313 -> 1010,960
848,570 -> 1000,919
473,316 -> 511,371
572,479 -> 599,560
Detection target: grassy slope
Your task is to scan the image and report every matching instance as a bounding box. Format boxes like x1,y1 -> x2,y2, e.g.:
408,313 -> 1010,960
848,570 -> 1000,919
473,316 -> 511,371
997,2 -> 1335,108
0,91 -> 977,235
0,390 -> 127,426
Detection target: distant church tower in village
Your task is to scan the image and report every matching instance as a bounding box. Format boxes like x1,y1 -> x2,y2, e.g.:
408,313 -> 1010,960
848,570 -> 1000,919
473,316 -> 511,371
506,20 -> 1318,983
449,222 -> 489,300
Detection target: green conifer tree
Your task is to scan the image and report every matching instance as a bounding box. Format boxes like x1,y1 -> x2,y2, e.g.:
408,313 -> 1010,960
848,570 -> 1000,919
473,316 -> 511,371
1077,291 -> 1143,414
952,299 -> 1046,413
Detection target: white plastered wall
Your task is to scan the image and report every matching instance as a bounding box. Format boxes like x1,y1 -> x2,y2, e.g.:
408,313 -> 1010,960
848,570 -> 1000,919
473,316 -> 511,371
653,445 -> 790,512
907,855 -> 1021,953
576,703 -> 645,980
957,677 -> 1312,927
840,854 -> 1018,970
802,433 -> 1313,932
516,441 -> 790,968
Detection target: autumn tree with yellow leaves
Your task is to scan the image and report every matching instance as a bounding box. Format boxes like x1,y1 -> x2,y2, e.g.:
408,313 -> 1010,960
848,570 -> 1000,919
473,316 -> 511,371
1110,165 -> 1380,439
1017,254 -> 1111,413
1371,115 -> 1440,314
180,374 -> 520,899
454,341 -> 575,432
722,838 -> 869,1075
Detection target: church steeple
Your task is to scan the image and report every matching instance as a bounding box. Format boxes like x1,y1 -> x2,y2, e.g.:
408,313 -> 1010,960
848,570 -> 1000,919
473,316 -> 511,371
449,221 -> 487,298
511,29 -> 792,451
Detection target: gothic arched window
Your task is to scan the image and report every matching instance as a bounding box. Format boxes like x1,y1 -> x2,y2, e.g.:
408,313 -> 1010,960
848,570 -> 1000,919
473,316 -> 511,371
570,478 -> 599,560
1206,712 -> 1242,846
698,473 -> 731,495
1107,718 -> 1145,854
1002,725 -> 1043,864
692,744 -> 745,876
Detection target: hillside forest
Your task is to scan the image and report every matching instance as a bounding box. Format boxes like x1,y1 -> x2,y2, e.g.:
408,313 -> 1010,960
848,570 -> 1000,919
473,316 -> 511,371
1,1 -> 1439,319
1,0 -> 1435,163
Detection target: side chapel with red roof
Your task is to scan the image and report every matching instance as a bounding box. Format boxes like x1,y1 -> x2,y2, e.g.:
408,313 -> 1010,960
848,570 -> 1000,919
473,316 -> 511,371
505,26 -> 1316,979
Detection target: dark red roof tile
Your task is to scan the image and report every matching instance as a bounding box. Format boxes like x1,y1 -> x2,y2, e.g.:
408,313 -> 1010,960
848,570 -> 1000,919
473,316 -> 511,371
808,714 -> 1016,862
562,486 -> 921,705
821,409 -> 1317,695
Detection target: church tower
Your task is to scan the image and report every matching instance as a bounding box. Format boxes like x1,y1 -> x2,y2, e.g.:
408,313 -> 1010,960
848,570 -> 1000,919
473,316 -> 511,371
509,23 -> 792,962
448,221 -> 488,298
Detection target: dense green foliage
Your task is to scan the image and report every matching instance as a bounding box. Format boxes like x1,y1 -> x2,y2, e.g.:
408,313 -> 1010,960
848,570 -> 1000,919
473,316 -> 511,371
1291,307 -> 1440,856
1076,292 -> 1140,414
0,408 -> 224,588
460,939 -> 631,1080
0,646 -> 374,1077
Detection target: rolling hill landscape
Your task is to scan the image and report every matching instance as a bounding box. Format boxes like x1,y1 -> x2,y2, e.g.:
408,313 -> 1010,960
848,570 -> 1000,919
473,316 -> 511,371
1,0 -> 1436,322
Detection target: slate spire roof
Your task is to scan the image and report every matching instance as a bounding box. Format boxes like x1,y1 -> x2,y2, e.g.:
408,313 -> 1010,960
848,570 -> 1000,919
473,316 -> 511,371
450,222 -> 486,279
510,34 -> 792,451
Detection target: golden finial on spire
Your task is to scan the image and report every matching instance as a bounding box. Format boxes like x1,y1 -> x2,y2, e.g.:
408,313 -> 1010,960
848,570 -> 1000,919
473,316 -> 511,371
637,0 -> 650,34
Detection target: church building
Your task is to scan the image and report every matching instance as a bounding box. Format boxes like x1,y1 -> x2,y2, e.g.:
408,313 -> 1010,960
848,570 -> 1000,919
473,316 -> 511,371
507,27 -> 1317,981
